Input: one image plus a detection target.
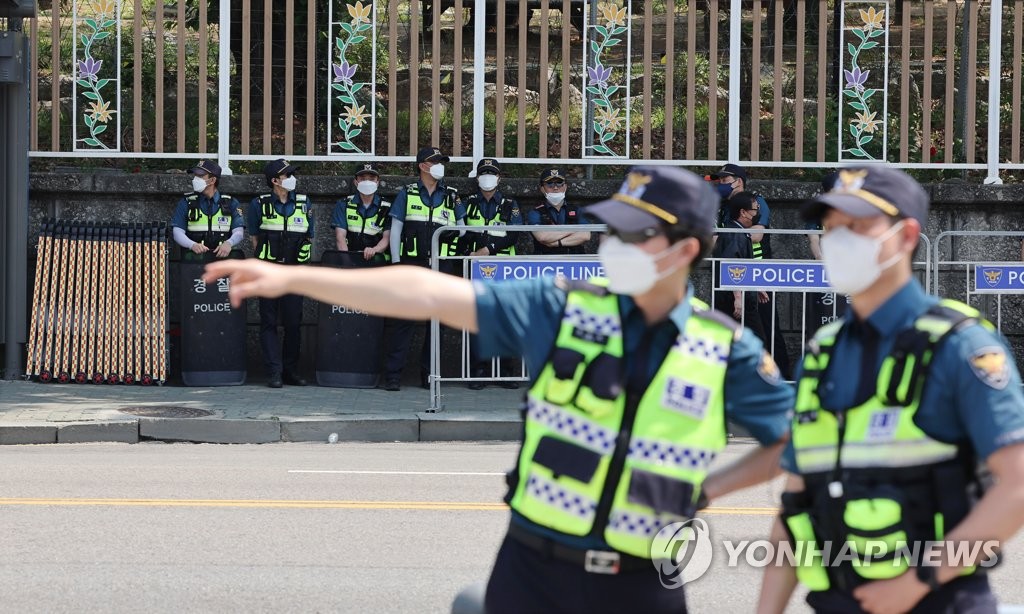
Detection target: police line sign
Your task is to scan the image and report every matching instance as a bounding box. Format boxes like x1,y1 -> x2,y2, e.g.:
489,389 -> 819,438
471,259 -> 604,282
718,260 -> 832,291
974,264 -> 1024,294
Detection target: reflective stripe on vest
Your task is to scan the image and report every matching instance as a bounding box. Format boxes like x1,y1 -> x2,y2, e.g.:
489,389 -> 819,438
401,184 -> 459,259
257,194 -> 311,263
465,197 -> 516,255
185,194 -> 234,234
787,299 -> 989,590
345,198 -> 388,238
509,281 -> 733,558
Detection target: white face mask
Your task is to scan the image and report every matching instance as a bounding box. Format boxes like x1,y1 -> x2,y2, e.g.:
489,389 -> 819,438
478,174 -> 499,192
192,176 -> 209,193
356,180 -> 378,196
598,236 -> 682,296
545,192 -> 566,206
821,221 -> 905,295
429,164 -> 445,180
280,176 -> 297,191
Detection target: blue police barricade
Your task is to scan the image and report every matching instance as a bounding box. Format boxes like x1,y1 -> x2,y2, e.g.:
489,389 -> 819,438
180,251 -> 247,386
315,250 -> 385,388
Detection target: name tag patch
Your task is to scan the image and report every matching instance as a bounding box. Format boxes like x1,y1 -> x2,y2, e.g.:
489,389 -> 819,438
662,378 -> 710,419
865,408 -> 900,441
571,326 -> 608,346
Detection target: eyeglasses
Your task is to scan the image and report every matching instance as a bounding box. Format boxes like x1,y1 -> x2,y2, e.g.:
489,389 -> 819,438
609,226 -> 662,244
543,179 -> 566,187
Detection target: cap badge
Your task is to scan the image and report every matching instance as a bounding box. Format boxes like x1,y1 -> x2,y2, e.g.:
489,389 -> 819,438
834,169 -> 868,193
621,171 -> 653,199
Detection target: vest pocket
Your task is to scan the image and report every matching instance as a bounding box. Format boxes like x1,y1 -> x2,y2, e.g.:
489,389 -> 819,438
842,496 -> 909,580
533,435 -> 600,484
546,347 -> 585,405
626,468 -> 695,517
575,352 -> 622,418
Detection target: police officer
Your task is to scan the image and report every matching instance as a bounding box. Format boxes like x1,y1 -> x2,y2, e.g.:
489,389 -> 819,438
527,168 -> 592,255
758,166 -> 1024,614
383,146 -> 466,391
248,158 -> 314,388
710,163 -> 771,258
459,158 -> 523,390
204,166 -> 794,613
170,160 -> 244,259
332,162 -> 391,263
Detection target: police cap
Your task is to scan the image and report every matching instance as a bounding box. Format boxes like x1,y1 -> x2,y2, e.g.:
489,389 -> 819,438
801,166 -> 928,227
191,159 -> 222,178
586,166 -> 719,236
416,146 -> 449,164
354,162 -> 381,178
477,158 -> 501,174
263,158 -> 298,180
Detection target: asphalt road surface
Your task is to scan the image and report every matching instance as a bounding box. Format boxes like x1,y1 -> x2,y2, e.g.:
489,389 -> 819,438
1,441 -> 1022,613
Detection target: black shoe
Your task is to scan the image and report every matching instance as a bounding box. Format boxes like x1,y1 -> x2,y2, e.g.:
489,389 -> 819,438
268,373 -> 283,388
283,371 -> 308,386
468,381 -> 486,390
383,379 -> 400,392
499,381 -> 520,390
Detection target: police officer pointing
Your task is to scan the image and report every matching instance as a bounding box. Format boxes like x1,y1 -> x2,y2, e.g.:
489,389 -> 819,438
203,166 -> 794,613
248,159 -> 314,388
758,167 -> 1024,614
171,160 -> 244,259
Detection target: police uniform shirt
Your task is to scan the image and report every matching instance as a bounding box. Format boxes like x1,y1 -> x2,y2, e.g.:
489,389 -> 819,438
473,276 -> 795,549
389,179 -> 466,223
780,279 -> 1024,472
330,194 -> 390,232
171,191 -> 245,232
525,202 -> 590,226
247,193 -> 315,238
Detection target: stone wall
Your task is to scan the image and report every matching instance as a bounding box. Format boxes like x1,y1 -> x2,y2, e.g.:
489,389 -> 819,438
14,171 -> 1024,383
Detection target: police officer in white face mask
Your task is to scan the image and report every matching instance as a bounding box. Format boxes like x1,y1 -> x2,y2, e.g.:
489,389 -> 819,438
527,168 -> 593,255
170,160 -> 244,259
759,166 -> 1024,614
331,162 -> 391,263
202,165 -> 794,613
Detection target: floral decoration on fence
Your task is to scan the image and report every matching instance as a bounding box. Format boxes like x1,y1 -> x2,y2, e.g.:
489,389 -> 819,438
75,0 -> 118,150
330,1 -> 373,154
841,5 -> 887,160
585,2 -> 630,157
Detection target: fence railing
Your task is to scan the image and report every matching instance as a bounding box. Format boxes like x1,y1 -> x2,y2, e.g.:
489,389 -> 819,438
24,0 -> 1024,180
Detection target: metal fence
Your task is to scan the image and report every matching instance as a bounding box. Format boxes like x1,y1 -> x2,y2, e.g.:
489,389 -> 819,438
23,0 -> 1024,180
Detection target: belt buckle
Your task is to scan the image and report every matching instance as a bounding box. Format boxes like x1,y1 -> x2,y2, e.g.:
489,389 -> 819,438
584,550 -> 621,575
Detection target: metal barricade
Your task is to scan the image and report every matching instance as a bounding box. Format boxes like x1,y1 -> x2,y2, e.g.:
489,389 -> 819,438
424,223 -> 935,409
933,231 -> 1024,356
427,223 -> 607,412
702,227 -> 931,382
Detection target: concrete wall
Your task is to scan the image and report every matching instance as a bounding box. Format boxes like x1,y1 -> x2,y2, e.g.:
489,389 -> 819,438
13,171 -> 1024,383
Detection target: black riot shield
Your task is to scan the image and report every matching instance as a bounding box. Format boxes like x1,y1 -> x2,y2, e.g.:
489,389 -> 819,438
179,251 -> 247,386
315,250 -> 385,388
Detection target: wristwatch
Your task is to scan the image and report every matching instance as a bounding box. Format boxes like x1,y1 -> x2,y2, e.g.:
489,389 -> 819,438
915,565 -> 942,591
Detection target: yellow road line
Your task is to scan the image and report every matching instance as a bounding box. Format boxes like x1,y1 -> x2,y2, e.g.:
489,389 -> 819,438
0,498 -> 777,515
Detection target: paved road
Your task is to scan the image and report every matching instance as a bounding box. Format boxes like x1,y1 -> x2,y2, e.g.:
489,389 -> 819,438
1,442 -> 1021,613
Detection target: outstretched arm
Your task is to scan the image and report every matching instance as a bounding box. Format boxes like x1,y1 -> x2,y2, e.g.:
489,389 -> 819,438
203,260 -> 478,331
700,438 -> 787,503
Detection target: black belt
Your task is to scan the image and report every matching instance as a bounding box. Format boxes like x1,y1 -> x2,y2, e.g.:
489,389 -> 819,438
506,523 -> 652,575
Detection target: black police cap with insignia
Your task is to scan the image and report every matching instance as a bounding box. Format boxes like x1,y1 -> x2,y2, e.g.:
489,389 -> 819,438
477,158 -> 501,174
191,160 -> 222,178
586,166 -> 719,235
416,146 -> 450,164
801,165 -> 928,227
263,158 -> 299,180
354,162 -> 381,178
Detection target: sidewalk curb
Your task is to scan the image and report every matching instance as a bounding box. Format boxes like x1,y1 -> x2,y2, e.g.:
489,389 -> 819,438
0,413 -> 524,445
